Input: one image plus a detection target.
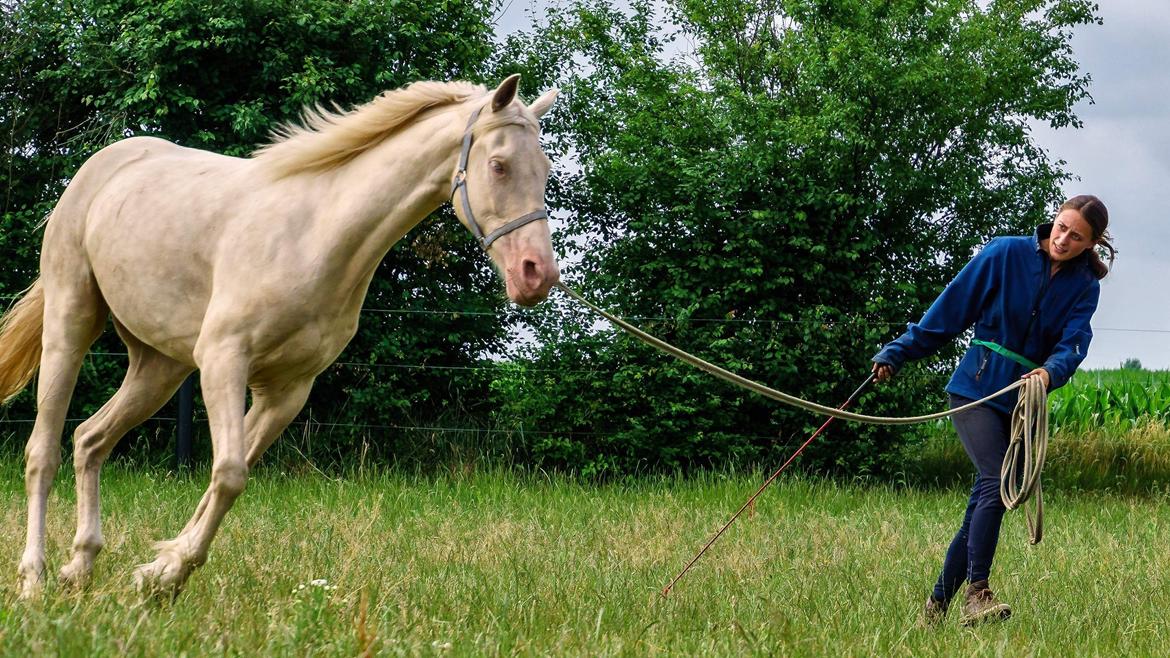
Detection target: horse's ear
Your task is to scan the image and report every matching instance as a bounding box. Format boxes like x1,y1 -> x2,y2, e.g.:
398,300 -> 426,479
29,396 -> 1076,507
492,74 -> 522,112
529,88 -> 559,121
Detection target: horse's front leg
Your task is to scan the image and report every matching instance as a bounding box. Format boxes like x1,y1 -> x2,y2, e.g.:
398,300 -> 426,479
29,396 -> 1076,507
133,347 -> 249,599
172,378 -> 315,541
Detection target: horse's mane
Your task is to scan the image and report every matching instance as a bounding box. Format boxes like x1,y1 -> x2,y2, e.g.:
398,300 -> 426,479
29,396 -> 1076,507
253,80 -> 486,178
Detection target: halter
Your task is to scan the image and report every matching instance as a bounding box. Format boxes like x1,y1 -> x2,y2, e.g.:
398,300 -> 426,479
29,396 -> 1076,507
450,105 -> 549,250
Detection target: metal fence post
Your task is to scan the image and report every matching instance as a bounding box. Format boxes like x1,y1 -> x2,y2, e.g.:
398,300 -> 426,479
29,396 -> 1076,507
176,374 -> 195,468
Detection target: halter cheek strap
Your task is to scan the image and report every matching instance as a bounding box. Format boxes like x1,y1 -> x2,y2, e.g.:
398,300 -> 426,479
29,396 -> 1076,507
451,105 -> 549,250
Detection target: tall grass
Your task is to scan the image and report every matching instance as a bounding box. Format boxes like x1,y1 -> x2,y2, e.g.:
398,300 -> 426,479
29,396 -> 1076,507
913,419 -> 1170,494
1,463 -> 1169,656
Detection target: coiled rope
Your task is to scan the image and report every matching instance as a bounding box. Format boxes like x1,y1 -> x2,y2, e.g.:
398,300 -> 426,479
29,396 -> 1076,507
1002,375 -> 1048,544
554,282 -> 1048,573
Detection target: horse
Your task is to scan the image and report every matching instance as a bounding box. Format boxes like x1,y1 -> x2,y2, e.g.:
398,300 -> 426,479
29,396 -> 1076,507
0,74 -> 560,599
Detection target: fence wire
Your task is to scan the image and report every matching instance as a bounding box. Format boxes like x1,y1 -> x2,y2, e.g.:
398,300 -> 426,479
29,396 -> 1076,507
3,294 -> 1169,332
0,299 -> 1164,442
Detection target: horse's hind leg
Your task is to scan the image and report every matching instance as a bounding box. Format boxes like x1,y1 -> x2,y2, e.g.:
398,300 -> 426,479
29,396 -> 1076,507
18,280 -> 106,598
59,326 -> 193,589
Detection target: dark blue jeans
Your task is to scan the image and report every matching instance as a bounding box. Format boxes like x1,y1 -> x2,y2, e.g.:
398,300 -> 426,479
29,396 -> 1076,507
932,394 -> 1011,602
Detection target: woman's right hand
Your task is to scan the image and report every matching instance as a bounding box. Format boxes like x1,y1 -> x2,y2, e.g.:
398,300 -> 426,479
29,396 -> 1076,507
872,362 -> 894,383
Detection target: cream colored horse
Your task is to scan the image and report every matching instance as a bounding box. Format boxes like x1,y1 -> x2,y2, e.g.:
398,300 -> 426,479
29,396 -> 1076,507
0,74 -> 560,598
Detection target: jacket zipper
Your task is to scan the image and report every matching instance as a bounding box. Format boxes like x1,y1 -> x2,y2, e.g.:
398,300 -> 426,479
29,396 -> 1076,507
1017,251 -> 1053,367
978,250 -> 1051,382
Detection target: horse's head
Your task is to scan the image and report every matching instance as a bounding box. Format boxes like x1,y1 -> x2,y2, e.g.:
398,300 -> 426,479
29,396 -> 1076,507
451,74 -> 560,307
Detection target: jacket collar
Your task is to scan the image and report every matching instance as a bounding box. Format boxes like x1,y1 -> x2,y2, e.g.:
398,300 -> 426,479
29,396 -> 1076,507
1033,222 -> 1052,251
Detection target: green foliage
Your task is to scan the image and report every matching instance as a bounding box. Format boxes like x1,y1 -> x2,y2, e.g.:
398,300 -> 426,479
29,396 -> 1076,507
492,0 -> 1099,477
1121,357 -> 1143,370
0,0 -> 511,456
1,0 -> 1110,477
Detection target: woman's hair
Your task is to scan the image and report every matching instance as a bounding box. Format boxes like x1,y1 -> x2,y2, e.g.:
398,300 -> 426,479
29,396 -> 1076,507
1060,194 -> 1114,279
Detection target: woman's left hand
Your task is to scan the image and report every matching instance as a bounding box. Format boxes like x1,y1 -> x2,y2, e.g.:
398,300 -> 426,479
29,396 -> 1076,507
1021,367 -> 1050,389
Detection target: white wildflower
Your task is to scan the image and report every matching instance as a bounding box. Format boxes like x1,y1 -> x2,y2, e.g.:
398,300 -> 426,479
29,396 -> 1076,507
293,578 -> 338,595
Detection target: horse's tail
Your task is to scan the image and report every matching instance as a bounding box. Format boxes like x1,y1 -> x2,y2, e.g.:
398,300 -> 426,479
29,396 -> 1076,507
0,279 -> 44,404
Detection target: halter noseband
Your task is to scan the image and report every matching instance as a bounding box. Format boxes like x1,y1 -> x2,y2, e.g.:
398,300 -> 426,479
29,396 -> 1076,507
450,105 -> 549,250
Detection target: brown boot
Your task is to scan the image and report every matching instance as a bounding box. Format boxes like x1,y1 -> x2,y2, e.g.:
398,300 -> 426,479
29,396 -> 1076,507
920,594 -> 949,628
959,580 -> 1011,626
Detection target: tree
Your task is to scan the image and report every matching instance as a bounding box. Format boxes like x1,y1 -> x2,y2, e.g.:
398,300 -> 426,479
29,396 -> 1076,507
493,0 -> 1099,476
1,0 -> 511,461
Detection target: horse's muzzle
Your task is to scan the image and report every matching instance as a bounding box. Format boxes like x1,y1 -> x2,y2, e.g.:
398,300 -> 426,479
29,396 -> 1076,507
509,256 -> 560,307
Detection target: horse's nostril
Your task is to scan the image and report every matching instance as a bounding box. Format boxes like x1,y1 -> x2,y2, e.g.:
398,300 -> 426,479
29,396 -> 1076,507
522,259 -> 539,284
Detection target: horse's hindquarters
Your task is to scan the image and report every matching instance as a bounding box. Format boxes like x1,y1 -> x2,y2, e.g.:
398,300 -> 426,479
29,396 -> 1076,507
69,138 -> 262,359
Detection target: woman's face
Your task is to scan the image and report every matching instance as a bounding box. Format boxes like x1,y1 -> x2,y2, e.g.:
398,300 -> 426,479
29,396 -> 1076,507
1048,208 -> 1097,263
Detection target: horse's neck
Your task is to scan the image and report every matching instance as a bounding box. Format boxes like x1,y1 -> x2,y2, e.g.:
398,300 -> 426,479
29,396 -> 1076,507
305,109 -> 464,301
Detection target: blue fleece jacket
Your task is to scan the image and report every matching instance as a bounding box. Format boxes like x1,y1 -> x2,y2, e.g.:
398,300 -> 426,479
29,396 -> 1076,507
872,223 -> 1101,414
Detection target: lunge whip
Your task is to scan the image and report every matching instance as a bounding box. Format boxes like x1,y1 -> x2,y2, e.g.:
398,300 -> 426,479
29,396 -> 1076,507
552,283 -> 1049,590
659,373 -> 874,597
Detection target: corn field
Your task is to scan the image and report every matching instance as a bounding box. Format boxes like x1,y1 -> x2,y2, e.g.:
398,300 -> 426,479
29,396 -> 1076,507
1050,368 -> 1170,432
916,368 -> 1170,493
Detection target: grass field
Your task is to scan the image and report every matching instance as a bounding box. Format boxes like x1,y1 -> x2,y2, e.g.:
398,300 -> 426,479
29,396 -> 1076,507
2,461 -> 1170,656
1,368 -> 1167,655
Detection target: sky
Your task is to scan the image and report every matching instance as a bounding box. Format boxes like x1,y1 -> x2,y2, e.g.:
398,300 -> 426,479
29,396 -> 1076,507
1027,3 -> 1170,369
494,1 -> 1170,370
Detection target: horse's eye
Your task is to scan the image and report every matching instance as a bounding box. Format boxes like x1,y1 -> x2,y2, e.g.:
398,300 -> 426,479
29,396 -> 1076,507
490,160 -> 506,176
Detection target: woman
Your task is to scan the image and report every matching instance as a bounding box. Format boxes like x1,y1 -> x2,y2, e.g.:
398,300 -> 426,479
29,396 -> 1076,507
871,195 -> 1114,627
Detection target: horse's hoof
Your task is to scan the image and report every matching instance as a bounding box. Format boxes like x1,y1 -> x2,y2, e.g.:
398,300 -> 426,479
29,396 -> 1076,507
18,578 -> 44,601
58,559 -> 92,592
132,558 -> 188,603
17,561 -> 45,600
